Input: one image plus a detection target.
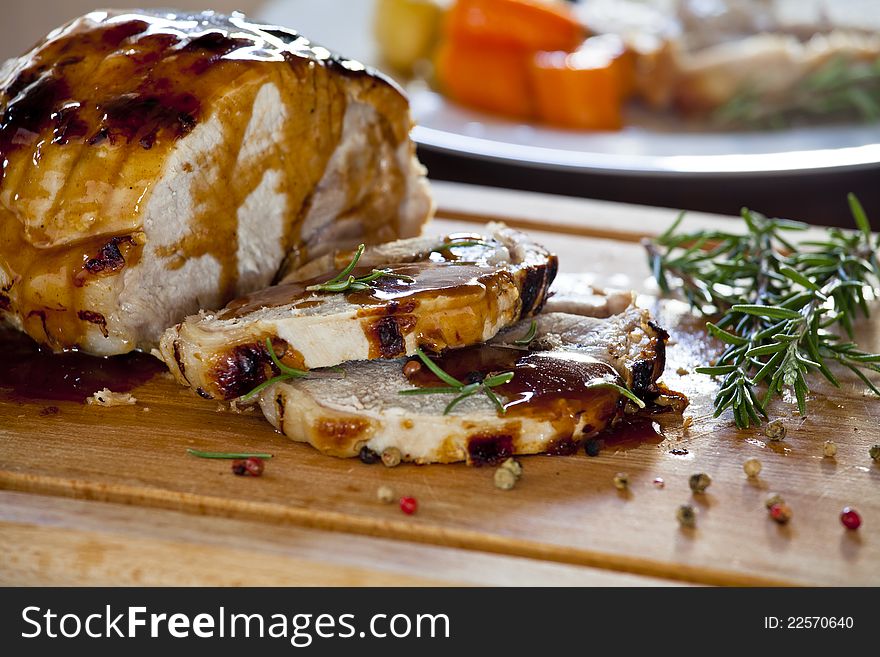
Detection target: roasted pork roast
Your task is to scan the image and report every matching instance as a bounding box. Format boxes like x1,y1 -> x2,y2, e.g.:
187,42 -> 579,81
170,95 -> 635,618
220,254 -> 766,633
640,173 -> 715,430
0,10 -> 432,354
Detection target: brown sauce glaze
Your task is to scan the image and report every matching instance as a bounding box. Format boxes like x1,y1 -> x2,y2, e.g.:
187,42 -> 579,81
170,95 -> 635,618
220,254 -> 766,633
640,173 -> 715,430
602,417 -> 665,450
406,344 -> 622,416
222,261 -> 499,318
0,328 -> 163,402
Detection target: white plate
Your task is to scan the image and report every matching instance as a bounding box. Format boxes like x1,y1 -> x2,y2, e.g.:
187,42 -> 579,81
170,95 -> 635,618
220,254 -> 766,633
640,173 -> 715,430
258,0 -> 880,178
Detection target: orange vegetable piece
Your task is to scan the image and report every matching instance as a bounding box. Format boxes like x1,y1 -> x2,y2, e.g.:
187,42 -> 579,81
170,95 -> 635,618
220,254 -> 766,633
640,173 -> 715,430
436,37 -> 533,118
446,0 -> 584,52
529,46 -> 624,131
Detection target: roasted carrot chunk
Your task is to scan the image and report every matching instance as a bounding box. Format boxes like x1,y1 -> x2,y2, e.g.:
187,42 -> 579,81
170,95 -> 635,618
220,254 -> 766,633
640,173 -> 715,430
435,37 -> 533,118
529,46 -> 624,131
446,0 -> 584,52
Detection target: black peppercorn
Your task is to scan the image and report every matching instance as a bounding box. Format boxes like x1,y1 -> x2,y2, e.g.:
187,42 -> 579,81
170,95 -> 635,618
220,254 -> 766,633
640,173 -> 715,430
464,370 -> 484,384
584,438 -> 602,457
359,445 -> 380,464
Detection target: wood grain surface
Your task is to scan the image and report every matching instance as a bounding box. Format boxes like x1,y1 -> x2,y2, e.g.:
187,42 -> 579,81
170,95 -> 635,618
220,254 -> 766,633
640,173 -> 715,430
1,182 -> 877,586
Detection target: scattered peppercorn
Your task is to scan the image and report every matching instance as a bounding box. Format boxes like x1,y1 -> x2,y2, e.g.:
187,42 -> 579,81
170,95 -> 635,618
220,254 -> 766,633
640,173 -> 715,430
743,458 -> 762,477
823,440 -> 838,458
359,445 -> 380,464
653,477 -> 665,488
689,473 -> 712,493
402,360 -> 421,377
870,444 -> 880,461
840,507 -> 862,530
231,456 -> 264,477
613,472 -> 629,490
676,504 -> 697,528
399,496 -> 418,515
500,457 -> 523,477
584,438 -> 602,457
494,458 -> 523,490
377,485 -> 395,504
764,419 -> 786,441
769,502 -> 793,525
494,467 -> 517,490
381,447 -> 402,468
765,493 -> 784,509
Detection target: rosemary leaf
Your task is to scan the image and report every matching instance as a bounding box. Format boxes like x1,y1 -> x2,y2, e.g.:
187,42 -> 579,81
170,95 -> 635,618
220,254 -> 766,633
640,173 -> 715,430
414,347 -> 463,387
513,320 -> 538,346
585,380 -> 646,409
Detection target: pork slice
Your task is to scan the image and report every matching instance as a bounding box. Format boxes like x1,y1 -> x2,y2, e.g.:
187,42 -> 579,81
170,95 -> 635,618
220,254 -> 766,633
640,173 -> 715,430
258,304 -> 672,464
0,10 -> 432,355
159,224 -> 557,400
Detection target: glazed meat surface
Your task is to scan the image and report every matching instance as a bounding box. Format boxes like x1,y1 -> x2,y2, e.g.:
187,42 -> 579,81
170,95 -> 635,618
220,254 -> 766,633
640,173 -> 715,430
258,303 -> 671,464
0,10 -> 432,354
160,224 -> 557,400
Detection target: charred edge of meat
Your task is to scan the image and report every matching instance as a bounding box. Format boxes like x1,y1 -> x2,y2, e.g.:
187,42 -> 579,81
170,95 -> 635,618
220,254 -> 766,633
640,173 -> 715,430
212,342 -> 275,399
647,320 -> 669,385
195,387 -> 212,399
371,315 -> 417,358
630,359 -> 658,397
467,432 -> 515,466
0,294 -> 9,311
172,338 -> 188,382
539,256 -> 559,313
628,320 -> 669,399
275,393 -> 285,426
77,310 -> 108,337
75,235 -> 136,285
27,309 -> 50,342
518,257 -> 557,319
546,435 -> 580,456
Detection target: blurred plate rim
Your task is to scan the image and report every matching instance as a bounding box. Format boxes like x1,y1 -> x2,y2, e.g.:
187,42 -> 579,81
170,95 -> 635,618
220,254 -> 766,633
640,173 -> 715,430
412,124 -> 880,178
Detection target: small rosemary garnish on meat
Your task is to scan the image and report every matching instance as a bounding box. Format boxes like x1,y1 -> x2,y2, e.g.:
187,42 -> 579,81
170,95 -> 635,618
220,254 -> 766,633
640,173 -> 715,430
586,380 -> 646,409
305,243 -> 415,293
187,449 -> 273,459
645,195 -> 880,428
432,238 -> 492,252
398,347 -> 514,415
513,319 -> 538,346
239,338 -> 309,401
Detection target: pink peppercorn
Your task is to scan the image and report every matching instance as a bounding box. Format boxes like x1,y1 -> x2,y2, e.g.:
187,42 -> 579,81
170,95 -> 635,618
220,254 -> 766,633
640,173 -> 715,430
400,496 -> 418,515
840,507 -> 862,530
232,457 -> 264,477
769,502 -> 792,525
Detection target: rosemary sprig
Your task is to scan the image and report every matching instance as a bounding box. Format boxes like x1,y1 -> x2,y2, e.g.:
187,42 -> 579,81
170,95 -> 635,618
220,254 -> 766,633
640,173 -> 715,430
714,56 -> 880,128
306,243 -> 415,293
513,319 -> 538,346
646,195 -> 880,428
238,338 -> 309,401
187,449 -> 273,459
586,380 -> 646,409
432,238 -> 492,252
398,347 -> 514,414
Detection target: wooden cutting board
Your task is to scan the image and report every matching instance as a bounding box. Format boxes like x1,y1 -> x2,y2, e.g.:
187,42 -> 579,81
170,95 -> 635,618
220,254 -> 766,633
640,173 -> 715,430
2,182 -> 877,586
